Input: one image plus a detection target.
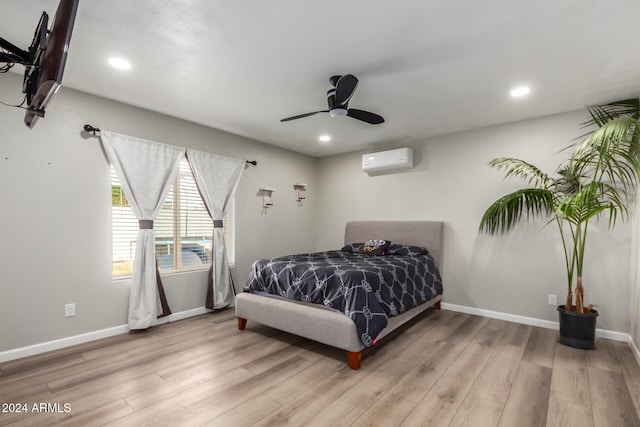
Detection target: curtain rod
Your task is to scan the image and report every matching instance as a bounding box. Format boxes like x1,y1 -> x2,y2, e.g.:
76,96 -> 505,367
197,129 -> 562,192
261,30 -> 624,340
83,124 -> 257,166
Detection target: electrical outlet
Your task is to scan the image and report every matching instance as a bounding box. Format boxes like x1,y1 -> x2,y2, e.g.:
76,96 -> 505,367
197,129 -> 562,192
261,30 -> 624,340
548,294 -> 557,306
64,303 -> 76,318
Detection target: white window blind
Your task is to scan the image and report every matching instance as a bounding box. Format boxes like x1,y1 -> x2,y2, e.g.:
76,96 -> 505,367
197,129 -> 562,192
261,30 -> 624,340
111,158 -> 235,278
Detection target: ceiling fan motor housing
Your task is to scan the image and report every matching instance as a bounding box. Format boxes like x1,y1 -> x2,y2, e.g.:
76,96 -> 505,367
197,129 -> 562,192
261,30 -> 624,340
327,89 -> 348,117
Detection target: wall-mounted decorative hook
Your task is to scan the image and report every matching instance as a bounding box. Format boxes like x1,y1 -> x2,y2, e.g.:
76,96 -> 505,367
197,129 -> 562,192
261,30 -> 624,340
259,187 -> 276,214
293,183 -> 307,207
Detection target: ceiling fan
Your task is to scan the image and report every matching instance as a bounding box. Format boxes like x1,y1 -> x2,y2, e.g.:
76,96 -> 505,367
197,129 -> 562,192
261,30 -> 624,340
280,74 -> 384,125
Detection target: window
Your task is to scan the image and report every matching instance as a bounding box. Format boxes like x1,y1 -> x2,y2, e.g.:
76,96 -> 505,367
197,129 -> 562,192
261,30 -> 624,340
111,158 -> 234,278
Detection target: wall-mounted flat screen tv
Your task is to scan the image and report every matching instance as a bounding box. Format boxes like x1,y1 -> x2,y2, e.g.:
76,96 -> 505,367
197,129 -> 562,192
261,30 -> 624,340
0,0 -> 79,128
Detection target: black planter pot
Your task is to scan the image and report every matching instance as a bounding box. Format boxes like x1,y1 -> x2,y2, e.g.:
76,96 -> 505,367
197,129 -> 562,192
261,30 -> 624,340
557,305 -> 598,349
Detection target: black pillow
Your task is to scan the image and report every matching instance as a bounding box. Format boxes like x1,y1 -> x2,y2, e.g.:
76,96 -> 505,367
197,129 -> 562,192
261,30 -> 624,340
361,239 -> 391,256
341,243 -> 364,253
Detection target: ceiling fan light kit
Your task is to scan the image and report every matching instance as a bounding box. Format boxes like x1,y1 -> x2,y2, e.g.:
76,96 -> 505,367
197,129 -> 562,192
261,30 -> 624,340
281,74 -> 384,125
329,108 -> 347,117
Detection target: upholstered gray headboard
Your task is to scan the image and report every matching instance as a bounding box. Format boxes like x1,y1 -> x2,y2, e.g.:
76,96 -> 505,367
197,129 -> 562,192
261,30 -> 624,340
344,221 -> 444,269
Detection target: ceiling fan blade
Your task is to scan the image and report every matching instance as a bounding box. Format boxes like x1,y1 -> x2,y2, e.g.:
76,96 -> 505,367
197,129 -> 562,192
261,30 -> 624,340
347,109 -> 385,124
335,74 -> 358,106
280,110 -> 329,122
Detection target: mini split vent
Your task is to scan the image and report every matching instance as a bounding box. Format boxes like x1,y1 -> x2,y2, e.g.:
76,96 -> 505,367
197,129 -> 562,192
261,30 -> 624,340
362,148 -> 414,175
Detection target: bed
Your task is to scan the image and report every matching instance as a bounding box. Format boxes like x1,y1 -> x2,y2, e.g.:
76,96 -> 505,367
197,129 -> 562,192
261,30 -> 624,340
235,220 -> 444,369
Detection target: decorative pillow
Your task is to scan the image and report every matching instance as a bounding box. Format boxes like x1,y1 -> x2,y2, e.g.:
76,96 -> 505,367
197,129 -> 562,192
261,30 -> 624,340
341,243 -> 363,253
387,244 -> 429,256
361,239 -> 391,256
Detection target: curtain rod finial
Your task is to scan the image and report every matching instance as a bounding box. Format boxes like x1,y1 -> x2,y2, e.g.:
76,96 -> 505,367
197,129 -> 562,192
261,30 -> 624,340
83,124 -> 100,135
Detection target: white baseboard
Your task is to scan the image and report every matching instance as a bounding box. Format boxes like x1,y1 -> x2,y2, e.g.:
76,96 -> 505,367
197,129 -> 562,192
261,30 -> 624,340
1,303 -> 635,364
441,302 -> 630,342
0,307 -> 210,363
155,306 -> 210,326
629,336 -> 640,367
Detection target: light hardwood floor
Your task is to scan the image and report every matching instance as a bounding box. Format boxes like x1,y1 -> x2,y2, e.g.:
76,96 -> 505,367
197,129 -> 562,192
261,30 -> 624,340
1,308 -> 640,426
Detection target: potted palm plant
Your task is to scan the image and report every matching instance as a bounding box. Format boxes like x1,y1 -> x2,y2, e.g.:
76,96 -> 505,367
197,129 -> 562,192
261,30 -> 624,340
479,99 -> 640,348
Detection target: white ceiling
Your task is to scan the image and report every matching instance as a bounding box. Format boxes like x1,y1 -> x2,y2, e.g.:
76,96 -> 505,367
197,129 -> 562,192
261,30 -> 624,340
2,0 -> 640,156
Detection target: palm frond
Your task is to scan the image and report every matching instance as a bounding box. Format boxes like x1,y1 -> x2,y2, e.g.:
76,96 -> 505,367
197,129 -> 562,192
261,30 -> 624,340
556,181 -> 629,228
553,164 -> 583,195
582,98 -> 640,128
573,117 -> 640,190
488,158 -> 551,188
572,98 -> 640,141
479,188 -> 554,235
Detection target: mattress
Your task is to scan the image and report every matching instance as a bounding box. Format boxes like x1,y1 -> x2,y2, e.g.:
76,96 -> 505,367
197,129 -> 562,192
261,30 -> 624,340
243,247 -> 443,346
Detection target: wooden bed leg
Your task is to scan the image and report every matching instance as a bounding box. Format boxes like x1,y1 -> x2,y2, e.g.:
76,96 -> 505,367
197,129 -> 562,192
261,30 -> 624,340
347,351 -> 362,370
237,317 -> 247,330
435,300 -> 441,310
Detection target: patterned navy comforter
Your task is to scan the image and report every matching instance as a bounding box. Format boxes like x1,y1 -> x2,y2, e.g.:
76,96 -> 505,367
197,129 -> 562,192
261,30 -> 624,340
243,250 -> 443,347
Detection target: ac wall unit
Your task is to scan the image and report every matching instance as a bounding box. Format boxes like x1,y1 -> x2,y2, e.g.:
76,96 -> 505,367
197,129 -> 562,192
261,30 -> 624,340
362,147 -> 413,175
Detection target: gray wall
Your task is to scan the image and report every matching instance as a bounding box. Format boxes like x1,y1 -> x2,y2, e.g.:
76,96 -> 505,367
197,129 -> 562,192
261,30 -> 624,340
1,68 -> 634,355
316,110 -> 632,334
0,72 -> 317,352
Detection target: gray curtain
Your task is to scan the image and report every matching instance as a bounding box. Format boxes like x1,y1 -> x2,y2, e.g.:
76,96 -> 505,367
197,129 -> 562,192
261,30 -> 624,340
102,131 -> 185,329
186,149 -> 244,309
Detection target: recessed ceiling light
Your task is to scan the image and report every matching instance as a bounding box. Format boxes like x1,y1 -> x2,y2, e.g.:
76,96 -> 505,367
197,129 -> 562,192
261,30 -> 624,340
510,86 -> 530,97
318,135 -> 331,142
108,57 -> 131,70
